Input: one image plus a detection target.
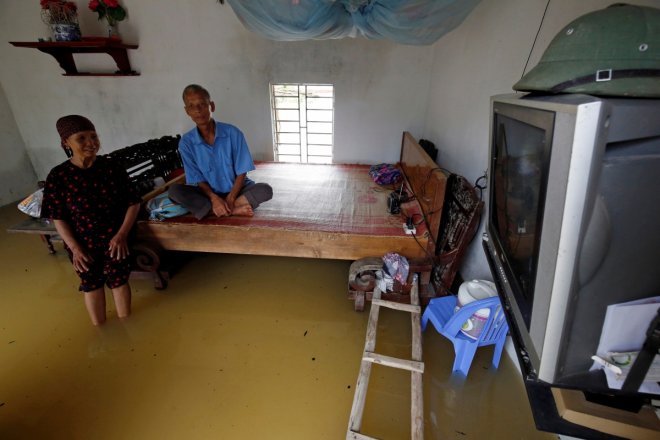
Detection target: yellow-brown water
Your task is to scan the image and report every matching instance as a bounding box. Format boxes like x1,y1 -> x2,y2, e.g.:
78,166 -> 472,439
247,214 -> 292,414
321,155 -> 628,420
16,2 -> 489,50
0,204 -> 554,439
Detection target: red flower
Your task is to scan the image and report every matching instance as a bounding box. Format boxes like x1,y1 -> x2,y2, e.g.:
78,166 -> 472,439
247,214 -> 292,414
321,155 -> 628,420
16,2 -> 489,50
88,0 -> 127,23
40,1 -> 78,25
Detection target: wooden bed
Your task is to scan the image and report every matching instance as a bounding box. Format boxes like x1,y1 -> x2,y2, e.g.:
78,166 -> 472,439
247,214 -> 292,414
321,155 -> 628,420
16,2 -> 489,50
137,133 -> 445,257
135,132 -> 447,292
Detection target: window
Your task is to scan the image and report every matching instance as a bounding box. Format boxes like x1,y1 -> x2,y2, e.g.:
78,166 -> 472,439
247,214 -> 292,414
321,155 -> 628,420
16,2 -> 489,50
270,83 -> 334,164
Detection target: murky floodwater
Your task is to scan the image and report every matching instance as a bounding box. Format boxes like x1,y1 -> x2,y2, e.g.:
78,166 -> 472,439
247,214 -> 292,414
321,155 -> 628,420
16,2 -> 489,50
0,204 -> 552,439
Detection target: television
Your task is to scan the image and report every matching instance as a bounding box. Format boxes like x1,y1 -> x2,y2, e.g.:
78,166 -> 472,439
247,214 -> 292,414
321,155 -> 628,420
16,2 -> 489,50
482,92 -> 660,400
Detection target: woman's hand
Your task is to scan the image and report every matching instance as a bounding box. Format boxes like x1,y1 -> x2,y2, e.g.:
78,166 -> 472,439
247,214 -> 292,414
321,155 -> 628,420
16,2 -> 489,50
52,220 -> 94,272
108,232 -> 130,260
70,246 -> 93,272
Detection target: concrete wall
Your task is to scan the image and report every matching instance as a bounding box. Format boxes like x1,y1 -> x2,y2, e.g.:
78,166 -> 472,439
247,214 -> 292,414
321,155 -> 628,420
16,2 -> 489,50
0,0 -> 433,181
423,0 -> 660,281
0,82 -> 37,205
1,0 -> 657,278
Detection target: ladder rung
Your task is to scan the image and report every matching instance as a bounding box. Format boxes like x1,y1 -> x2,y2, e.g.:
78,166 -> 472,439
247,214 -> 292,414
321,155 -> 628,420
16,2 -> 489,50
371,298 -> 420,314
363,352 -> 425,373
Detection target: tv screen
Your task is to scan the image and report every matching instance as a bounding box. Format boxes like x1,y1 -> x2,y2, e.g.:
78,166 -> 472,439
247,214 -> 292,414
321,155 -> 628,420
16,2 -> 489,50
491,108 -> 553,329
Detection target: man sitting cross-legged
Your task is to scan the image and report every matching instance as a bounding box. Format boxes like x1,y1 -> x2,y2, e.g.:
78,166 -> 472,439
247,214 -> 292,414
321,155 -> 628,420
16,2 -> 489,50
169,84 -> 272,219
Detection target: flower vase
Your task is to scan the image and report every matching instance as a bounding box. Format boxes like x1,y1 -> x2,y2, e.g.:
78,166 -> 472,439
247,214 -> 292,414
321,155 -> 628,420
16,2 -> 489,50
51,23 -> 81,41
106,19 -> 120,41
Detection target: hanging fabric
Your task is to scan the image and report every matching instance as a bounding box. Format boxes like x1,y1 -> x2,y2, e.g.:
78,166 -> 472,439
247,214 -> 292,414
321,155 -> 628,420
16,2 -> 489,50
226,0 -> 481,46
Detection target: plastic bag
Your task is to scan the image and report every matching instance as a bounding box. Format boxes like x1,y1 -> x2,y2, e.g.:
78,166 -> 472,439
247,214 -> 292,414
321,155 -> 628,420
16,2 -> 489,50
376,252 -> 409,292
145,191 -> 189,221
369,163 -> 401,185
382,252 -> 409,284
17,188 -> 43,218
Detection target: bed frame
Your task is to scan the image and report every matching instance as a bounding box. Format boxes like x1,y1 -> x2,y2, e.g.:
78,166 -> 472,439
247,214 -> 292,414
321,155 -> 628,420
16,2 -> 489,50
134,132 -> 447,294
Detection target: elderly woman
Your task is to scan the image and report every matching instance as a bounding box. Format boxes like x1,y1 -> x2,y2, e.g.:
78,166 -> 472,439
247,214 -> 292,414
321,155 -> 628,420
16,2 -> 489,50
41,115 -> 142,326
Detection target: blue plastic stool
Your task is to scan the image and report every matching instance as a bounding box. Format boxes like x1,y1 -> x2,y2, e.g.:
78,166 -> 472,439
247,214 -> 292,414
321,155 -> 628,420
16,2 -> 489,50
421,295 -> 509,376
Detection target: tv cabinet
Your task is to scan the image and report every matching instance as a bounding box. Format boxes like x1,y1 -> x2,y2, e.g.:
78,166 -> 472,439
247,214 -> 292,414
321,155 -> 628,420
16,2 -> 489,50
9,40 -> 139,76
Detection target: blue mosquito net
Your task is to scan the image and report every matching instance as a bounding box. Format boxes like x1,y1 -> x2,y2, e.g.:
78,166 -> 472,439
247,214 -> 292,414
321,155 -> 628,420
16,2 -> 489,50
225,0 -> 482,45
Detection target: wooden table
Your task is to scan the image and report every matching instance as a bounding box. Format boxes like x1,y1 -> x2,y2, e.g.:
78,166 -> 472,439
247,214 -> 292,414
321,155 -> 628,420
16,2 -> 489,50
7,217 -> 60,254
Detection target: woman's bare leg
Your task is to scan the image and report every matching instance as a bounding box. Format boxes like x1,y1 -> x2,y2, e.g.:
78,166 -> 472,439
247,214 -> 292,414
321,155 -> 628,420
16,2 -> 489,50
111,283 -> 132,319
84,288 -> 107,326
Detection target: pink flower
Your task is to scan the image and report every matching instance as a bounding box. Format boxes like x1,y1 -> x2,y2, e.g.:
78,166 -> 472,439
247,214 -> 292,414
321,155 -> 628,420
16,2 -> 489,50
88,0 -> 99,11
103,0 -> 120,8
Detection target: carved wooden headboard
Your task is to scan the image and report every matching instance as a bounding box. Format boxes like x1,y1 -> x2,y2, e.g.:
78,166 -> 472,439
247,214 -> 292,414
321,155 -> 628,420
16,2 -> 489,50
399,132 -> 448,250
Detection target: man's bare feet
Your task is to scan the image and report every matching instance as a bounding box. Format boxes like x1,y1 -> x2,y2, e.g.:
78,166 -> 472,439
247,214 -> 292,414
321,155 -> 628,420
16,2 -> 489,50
232,204 -> 254,217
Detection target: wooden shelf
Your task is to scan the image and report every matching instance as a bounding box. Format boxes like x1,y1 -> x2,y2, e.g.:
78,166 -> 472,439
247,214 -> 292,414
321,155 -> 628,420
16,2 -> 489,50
9,39 -> 139,76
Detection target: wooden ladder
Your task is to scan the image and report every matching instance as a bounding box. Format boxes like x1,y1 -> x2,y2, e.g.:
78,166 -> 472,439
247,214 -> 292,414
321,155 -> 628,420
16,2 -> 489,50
347,274 -> 424,440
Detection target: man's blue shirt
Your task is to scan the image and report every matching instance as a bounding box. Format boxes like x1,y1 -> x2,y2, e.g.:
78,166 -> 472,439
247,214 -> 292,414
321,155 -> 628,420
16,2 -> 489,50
179,120 -> 255,194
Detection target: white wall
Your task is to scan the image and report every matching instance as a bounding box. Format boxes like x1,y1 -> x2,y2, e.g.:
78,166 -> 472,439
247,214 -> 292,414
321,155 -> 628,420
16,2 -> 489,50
2,0 -> 657,281
0,0 -> 433,180
0,82 -> 37,205
423,0 -> 660,282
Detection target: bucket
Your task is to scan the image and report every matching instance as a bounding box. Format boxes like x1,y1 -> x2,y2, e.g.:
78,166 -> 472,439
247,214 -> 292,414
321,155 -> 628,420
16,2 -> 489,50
455,280 -> 497,339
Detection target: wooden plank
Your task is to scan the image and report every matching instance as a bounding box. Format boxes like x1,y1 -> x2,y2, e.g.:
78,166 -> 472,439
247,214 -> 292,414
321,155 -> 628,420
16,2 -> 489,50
364,287 -> 382,353
371,299 -> 420,314
399,131 -> 447,248
136,222 -> 429,261
141,173 -> 186,202
409,277 -> 424,440
411,371 -> 424,440
346,431 -> 379,440
348,288 -> 382,433
362,352 -> 424,373
7,218 -> 56,235
410,277 -> 423,362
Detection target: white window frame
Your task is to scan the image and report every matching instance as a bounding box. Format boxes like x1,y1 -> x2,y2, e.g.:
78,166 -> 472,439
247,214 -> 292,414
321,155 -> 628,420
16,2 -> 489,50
270,83 -> 334,164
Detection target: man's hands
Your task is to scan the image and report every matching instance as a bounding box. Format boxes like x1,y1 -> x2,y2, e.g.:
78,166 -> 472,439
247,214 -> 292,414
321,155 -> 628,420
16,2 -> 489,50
211,194 -> 231,217
225,193 -> 237,211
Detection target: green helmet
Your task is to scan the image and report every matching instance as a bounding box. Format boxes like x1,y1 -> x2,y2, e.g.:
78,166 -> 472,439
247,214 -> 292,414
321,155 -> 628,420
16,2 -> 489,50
513,3 -> 660,98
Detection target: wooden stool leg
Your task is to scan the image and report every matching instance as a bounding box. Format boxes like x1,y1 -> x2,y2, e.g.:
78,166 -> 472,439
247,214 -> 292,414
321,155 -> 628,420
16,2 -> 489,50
41,234 -> 56,254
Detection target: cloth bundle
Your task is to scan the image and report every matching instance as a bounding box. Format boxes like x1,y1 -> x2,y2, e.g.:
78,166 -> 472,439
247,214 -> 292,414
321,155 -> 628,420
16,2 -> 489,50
369,163 -> 401,185
145,191 -> 189,221
376,252 -> 410,292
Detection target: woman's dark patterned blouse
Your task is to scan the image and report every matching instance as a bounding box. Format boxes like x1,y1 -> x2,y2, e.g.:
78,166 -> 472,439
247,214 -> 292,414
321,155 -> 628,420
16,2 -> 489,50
41,156 -> 141,251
